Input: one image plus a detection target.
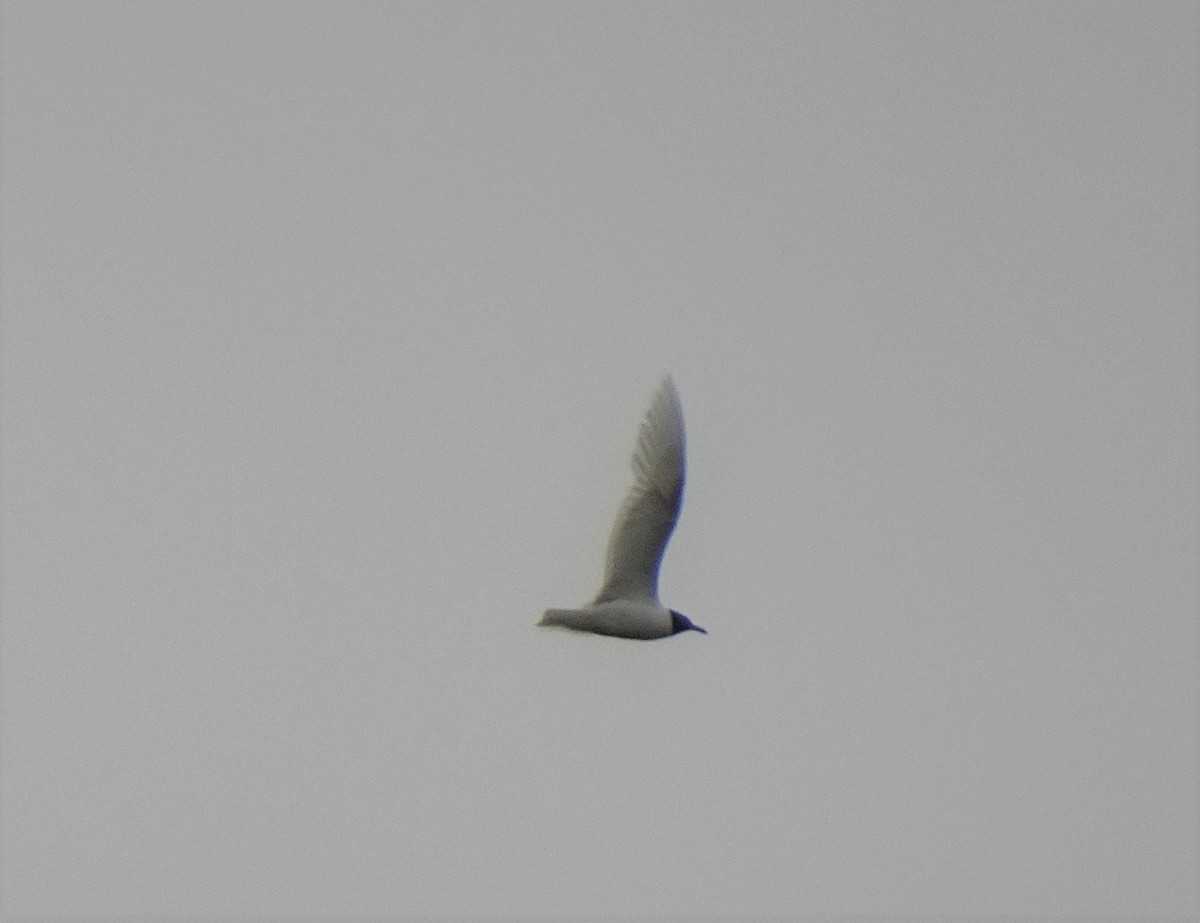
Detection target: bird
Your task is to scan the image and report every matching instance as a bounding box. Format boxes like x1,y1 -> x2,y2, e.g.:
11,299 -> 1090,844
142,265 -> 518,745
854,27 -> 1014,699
539,375 -> 705,639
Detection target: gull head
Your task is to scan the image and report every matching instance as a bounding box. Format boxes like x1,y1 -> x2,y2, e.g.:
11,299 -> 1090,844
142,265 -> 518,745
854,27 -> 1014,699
670,609 -> 706,635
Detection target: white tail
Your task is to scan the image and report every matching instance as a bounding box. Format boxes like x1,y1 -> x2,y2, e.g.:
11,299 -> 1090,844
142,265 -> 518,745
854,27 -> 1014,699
538,608 -> 584,630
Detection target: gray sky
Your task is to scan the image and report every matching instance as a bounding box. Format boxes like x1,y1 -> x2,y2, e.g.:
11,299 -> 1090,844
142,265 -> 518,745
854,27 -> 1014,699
2,2 -> 1197,918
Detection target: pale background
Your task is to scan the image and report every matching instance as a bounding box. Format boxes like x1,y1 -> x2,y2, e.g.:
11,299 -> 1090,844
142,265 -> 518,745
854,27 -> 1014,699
2,2 -> 1197,919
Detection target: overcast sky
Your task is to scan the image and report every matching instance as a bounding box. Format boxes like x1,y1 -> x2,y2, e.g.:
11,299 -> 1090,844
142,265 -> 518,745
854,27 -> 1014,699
2,2 -> 1197,919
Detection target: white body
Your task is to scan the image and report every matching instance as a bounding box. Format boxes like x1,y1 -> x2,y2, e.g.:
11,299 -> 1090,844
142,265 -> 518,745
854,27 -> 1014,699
539,376 -> 703,640
541,599 -> 674,640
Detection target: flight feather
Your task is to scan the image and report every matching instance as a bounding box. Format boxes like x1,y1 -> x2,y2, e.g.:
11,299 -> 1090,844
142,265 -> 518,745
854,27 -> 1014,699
593,376 -> 686,603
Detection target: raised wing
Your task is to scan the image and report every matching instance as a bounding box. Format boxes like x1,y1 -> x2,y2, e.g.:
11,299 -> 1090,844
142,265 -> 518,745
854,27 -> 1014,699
593,376 -> 686,603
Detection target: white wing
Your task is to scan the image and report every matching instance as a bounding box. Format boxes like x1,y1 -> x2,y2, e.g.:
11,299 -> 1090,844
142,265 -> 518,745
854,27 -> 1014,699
593,376 -> 686,603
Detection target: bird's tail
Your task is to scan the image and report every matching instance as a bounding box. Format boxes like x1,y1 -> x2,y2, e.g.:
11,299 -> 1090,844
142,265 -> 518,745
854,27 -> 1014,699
538,608 -> 583,630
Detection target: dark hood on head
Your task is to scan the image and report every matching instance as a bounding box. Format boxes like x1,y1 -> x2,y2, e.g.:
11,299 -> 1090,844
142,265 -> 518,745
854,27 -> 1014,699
670,609 -> 706,635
